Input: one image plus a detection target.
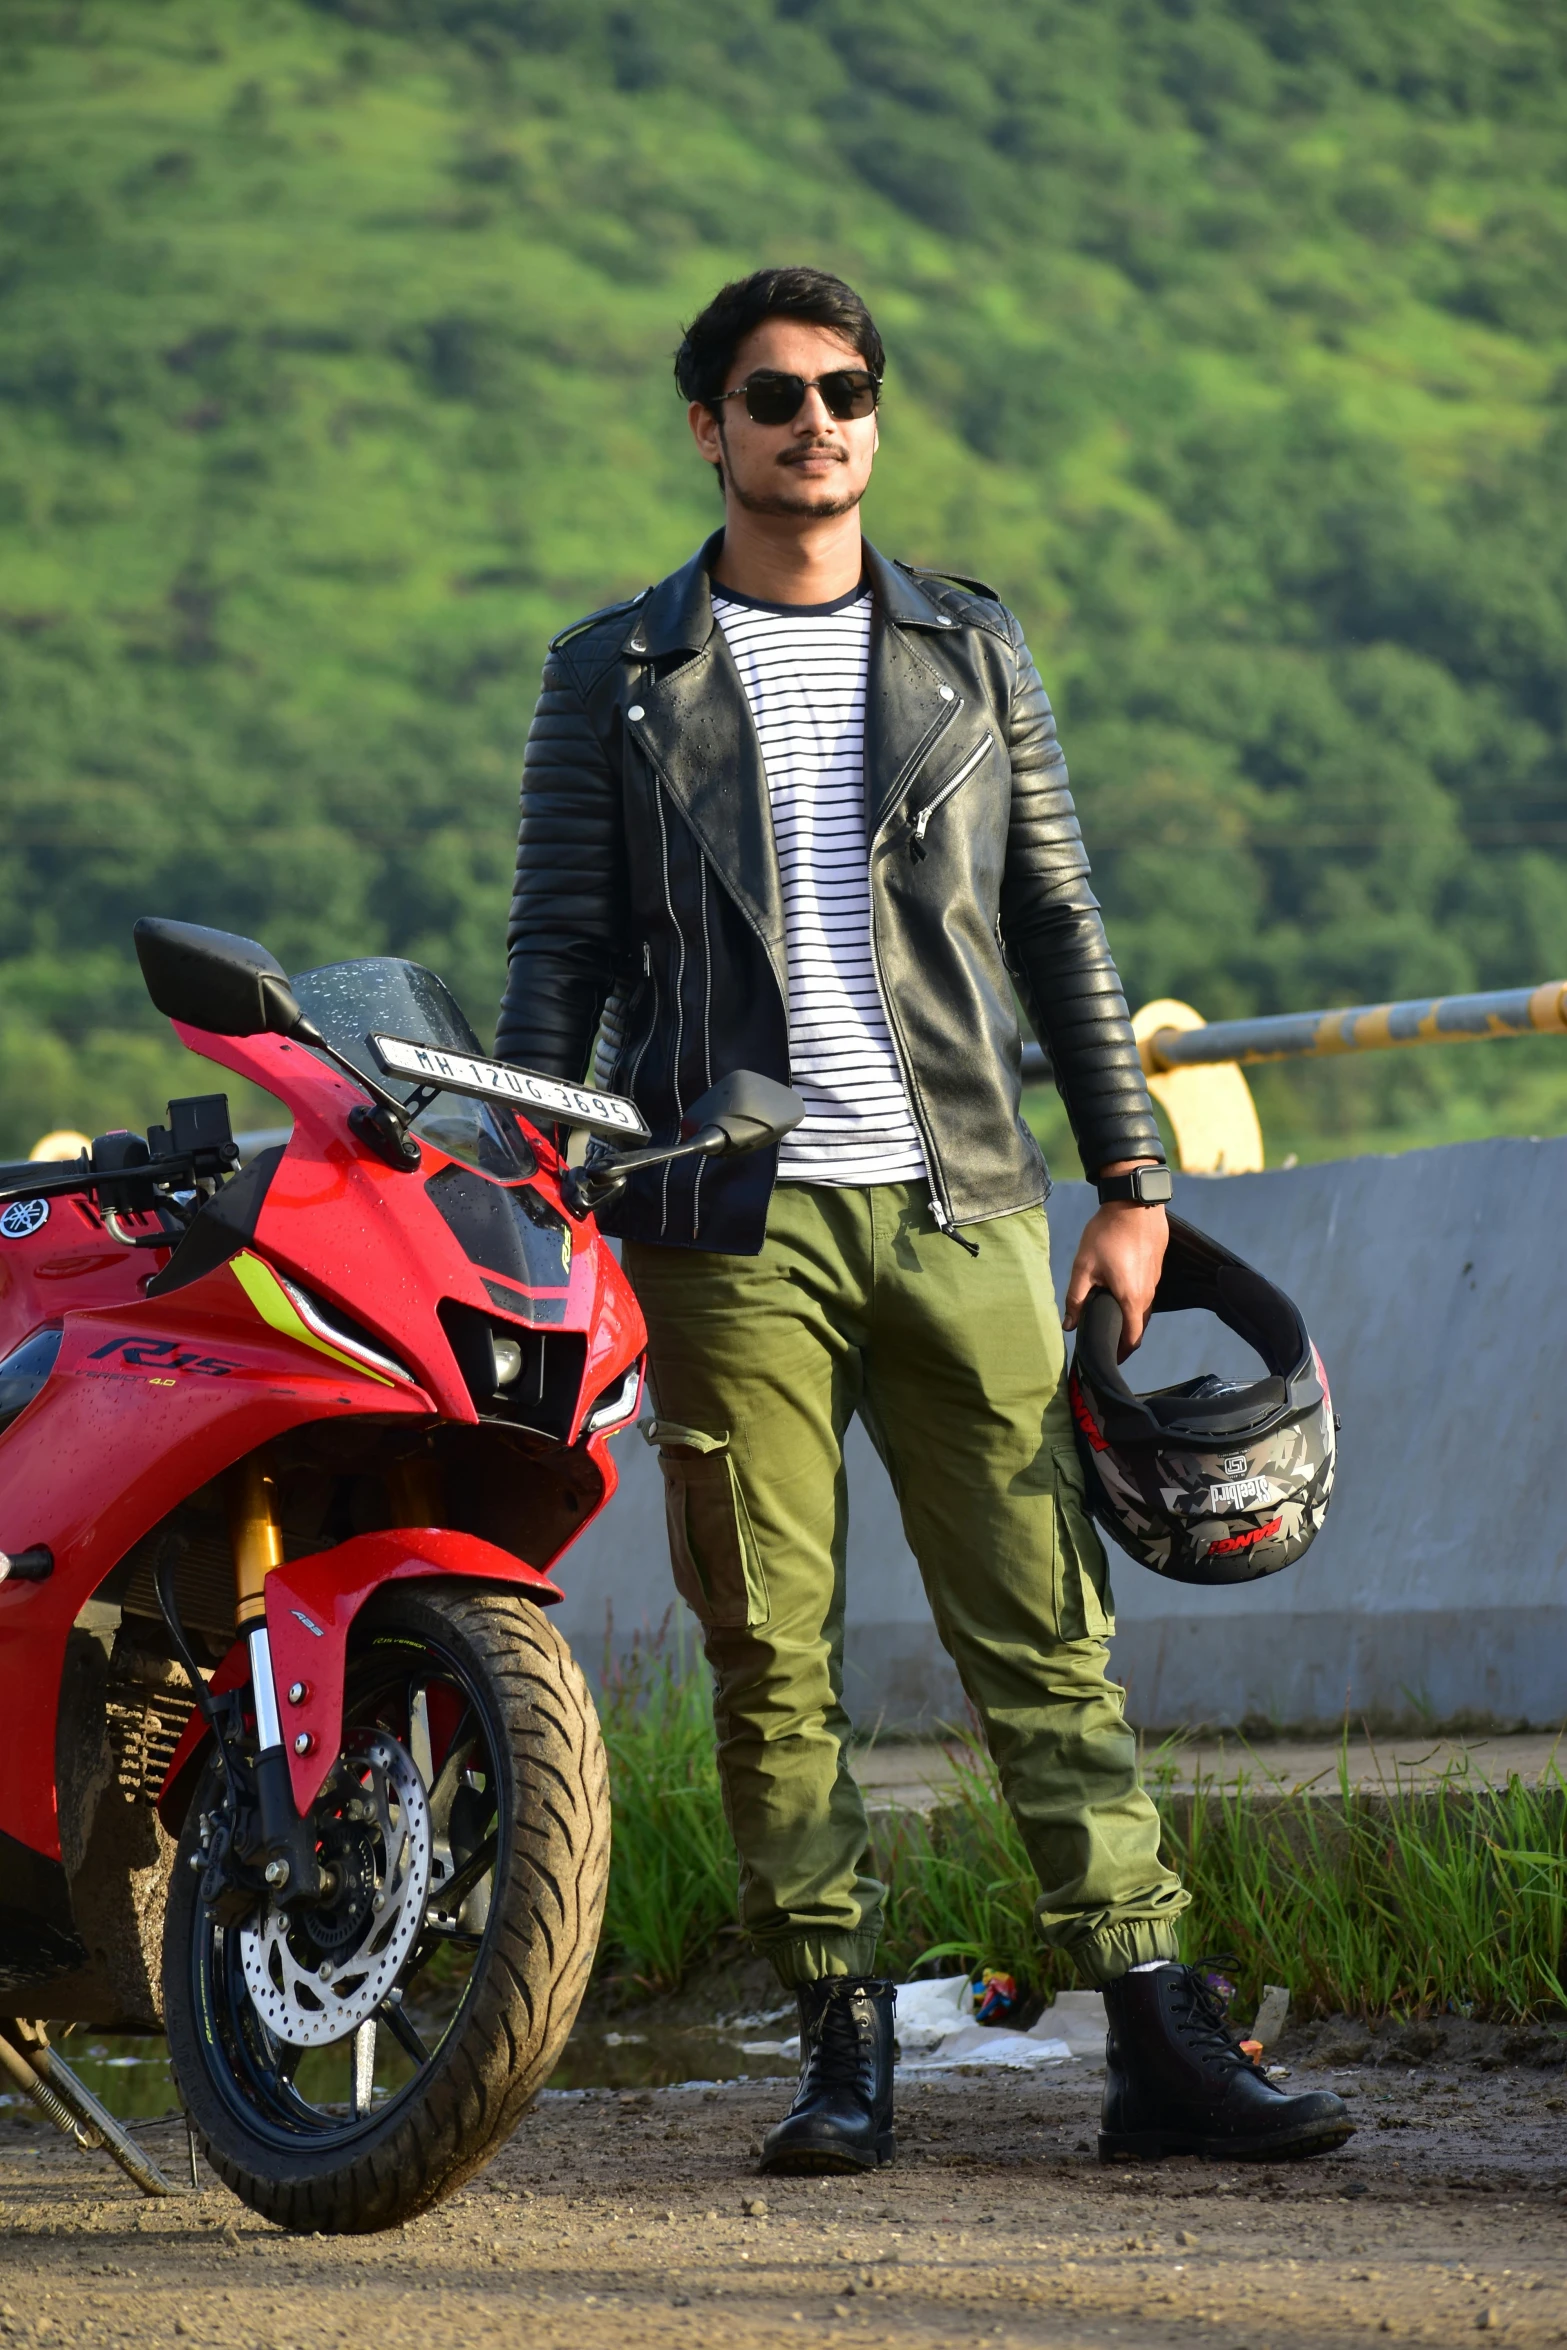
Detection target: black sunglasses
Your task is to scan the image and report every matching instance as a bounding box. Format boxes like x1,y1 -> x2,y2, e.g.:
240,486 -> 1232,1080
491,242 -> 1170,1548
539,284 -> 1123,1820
712,368 -> 881,427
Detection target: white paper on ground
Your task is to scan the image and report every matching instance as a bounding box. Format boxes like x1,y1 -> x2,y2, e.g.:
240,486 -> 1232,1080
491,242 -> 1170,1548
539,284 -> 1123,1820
1034,1989 -> 1109,2057
892,1973 -> 975,2050
894,1976 -> 1106,2073
897,2021 -> 1074,2072
769,1978 -> 1109,2073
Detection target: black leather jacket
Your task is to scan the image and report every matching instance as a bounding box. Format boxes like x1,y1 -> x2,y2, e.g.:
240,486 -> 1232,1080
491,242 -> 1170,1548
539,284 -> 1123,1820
497,532 -> 1163,1253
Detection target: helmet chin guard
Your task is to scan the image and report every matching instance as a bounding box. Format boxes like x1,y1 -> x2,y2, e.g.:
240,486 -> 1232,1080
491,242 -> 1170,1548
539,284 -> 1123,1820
1068,1216 -> 1336,1586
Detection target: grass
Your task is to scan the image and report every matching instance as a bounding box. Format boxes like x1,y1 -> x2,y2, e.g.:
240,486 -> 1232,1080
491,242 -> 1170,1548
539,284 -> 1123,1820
596,1628 -> 737,1994
1161,1747 -> 1567,2024
596,1652 -> 1567,2022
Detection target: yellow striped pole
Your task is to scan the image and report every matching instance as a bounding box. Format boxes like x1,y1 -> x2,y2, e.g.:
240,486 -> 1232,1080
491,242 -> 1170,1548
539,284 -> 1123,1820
1140,981 -> 1567,1074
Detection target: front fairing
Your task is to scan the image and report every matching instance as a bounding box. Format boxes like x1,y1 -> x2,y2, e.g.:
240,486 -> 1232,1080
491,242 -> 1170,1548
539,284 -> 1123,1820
0,1013 -> 646,1878
171,1021 -> 646,1450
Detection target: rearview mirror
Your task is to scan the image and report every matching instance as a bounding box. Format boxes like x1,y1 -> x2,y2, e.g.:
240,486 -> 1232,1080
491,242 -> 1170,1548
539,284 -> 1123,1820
559,1068 -> 805,1220
134,918 -> 305,1039
681,1070 -> 805,1155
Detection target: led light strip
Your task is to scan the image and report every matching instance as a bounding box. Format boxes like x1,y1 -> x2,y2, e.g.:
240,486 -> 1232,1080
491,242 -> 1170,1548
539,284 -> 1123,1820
583,1363 -> 642,1435
229,1252 -> 408,1386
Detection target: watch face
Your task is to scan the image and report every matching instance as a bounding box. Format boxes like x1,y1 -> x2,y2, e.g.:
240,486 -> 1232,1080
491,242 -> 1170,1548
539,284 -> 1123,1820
1099,1168 -> 1169,1204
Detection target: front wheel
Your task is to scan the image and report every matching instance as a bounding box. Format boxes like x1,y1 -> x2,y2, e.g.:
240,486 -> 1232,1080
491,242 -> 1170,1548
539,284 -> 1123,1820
163,1586 -> 609,2233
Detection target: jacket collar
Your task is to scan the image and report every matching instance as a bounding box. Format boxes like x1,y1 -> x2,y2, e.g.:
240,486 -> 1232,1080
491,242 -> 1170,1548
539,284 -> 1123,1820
620,530 -> 952,658
622,531 -> 723,659
861,540 -> 954,631
618,530 -> 963,981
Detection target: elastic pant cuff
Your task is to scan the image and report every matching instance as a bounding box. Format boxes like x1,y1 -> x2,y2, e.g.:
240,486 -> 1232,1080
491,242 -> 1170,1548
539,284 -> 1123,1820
764,1933 -> 882,1988
1072,1919 -> 1182,1988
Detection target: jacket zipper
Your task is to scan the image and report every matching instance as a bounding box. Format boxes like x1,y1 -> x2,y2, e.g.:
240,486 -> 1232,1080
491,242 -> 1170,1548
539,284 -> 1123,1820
910,735 -> 993,861
928,1194 -> 980,1255
626,939 -> 658,1096
653,785 -> 687,1240
866,691 -> 970,1247
692,861 -> 713,1240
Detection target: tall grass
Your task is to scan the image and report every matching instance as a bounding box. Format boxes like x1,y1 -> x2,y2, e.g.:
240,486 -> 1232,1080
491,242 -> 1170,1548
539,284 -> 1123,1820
596,1654 -> 1567,2020
873,1740 -> 1076,2001
1160,1748 -> 1567,2022
596,1630 -> 737,1993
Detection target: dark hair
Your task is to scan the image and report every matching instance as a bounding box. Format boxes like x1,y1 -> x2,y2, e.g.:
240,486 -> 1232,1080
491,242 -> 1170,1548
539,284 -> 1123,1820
674,266 -> 885,405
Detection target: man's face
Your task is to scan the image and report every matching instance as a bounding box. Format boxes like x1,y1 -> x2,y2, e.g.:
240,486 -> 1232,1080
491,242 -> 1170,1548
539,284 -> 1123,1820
689,318 -> 879,520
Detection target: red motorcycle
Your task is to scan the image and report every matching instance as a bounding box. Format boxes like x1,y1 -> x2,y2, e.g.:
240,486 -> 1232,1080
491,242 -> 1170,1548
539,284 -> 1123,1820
0,919 -> 797,2232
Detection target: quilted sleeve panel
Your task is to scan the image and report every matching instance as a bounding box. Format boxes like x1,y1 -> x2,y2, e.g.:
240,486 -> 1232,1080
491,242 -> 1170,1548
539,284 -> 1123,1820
998,628 -> 1165,1178
495,645 -> 631,1078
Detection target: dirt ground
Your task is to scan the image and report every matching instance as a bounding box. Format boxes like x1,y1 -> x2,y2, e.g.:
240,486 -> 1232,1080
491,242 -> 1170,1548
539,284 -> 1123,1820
4,2011 -> 1567,2350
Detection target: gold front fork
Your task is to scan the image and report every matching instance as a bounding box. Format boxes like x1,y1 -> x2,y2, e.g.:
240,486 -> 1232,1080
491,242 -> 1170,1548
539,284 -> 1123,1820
228,1452 -> 284,1629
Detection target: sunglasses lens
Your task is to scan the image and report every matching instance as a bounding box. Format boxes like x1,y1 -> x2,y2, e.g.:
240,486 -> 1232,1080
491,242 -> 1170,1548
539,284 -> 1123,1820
743,373 -> 806,425
821,371 -> 879,420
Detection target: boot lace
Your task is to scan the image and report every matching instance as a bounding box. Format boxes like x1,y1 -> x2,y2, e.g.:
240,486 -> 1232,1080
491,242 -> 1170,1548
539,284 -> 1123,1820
1175,1959 -> 1254,2071
801,1984 -> 874,2096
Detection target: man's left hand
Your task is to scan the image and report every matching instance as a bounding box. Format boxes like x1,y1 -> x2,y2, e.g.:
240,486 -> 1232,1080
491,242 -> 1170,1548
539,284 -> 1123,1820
1063,1171 -> 1169,1354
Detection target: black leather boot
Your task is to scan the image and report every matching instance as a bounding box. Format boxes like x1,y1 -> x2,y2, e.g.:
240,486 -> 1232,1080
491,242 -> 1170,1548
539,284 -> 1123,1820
758,1977 -> 896,2175
1100,1964 -> 1354,2163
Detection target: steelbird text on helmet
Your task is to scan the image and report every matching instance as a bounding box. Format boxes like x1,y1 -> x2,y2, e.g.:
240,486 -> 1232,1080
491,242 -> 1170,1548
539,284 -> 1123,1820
1068,1216 -> 1335,1587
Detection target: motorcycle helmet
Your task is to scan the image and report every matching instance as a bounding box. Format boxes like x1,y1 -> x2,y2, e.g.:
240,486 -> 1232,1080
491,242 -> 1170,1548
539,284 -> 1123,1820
1068,1215 -> 1335,1586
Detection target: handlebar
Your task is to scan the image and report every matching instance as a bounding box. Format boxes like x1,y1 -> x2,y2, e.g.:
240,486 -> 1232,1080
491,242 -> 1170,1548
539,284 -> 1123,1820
0,1093 -> 240,1214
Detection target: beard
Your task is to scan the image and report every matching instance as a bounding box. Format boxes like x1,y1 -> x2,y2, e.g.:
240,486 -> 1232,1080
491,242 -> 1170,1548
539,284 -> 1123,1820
722,437 -> 867,520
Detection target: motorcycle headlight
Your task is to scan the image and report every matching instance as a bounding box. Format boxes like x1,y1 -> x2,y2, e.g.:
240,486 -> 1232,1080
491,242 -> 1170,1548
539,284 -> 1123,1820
582,1360 -> 642,1437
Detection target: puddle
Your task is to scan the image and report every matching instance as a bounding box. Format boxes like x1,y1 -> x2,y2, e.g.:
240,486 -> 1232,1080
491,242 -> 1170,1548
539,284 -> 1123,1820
29,2014 -> 795,2122
548,2024 -> 795,2092
13,2036 -> 179,2125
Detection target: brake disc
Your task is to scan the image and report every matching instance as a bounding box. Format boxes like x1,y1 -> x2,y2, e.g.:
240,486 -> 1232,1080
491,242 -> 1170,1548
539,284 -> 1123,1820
238,1732 -> 432,2050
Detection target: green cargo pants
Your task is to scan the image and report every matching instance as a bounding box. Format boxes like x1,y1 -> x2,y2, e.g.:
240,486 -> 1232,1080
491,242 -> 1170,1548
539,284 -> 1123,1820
623,1182 -> 1188,1989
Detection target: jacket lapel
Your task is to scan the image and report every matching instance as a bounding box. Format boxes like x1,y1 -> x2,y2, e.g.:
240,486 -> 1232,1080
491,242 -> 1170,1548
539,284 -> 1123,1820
620,535 -> 955,973
622,535 -> 786,988
862,544 -> 962,836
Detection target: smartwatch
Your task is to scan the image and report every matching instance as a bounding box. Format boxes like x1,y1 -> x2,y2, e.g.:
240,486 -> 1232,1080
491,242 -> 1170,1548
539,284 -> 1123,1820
1095,1164 -> 1173,1207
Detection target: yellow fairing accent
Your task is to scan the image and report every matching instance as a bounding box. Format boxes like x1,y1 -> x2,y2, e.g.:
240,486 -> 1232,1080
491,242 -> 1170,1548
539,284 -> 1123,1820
229,1252 -> 394,1385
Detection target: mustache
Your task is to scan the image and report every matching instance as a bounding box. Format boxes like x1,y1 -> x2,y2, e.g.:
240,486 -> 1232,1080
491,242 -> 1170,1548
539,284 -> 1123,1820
776,440 -> 848,466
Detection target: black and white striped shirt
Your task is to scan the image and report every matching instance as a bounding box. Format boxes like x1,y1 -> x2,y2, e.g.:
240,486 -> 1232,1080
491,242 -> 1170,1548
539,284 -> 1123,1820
713,583 -> 928,1186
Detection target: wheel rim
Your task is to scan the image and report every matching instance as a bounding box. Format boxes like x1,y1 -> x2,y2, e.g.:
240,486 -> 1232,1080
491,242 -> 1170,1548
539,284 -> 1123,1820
188,1621 -> 504,2152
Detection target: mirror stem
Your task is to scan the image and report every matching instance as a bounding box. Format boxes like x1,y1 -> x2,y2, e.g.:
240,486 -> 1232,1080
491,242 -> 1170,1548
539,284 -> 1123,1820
561,1124 -> 726,1219
289,1017 -> 423,1170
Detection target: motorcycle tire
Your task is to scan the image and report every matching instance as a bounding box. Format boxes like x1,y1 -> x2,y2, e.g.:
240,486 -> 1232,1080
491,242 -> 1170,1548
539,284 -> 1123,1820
163,1584 -> 609,2233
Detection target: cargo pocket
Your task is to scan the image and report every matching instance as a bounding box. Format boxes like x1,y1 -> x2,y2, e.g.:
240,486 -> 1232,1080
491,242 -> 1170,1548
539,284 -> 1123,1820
1051,1442 -> 1115,1642
644,1420 -> 768,1631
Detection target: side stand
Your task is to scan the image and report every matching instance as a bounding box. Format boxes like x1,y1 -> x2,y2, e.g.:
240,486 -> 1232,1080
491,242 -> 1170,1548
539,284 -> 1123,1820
0,2020 -> 174,2197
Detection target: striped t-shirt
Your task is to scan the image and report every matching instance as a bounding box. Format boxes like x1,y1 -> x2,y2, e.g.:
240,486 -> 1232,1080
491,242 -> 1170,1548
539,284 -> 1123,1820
712,582 -> 928,1187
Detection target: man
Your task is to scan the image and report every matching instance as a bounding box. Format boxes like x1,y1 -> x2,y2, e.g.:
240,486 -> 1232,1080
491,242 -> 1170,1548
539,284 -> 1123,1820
499,266 -> 1348,2175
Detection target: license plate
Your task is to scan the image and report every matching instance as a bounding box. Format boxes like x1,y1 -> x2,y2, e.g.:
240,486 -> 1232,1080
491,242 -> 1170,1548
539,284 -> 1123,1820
370,1036 -> 650,1142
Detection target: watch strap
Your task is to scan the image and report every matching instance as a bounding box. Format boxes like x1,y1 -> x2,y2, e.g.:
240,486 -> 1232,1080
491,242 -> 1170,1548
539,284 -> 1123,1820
1096,1165 -> 1173,1207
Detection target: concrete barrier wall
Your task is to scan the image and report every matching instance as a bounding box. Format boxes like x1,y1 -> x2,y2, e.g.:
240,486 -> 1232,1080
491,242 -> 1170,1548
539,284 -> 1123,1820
551,1137 -> 1567,1736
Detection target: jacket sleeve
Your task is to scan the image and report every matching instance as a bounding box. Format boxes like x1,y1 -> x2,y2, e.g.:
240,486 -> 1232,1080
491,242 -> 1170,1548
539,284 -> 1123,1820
495,644 -> 630,1079
997,624 -> 1165,1178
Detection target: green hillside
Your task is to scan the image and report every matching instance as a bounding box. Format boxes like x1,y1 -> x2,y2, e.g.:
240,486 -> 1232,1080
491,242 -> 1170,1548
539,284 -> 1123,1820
3,0 -> 1567,1160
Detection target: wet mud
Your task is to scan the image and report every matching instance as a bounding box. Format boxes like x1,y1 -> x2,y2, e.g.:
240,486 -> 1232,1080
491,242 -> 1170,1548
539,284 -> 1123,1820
3,2005 -> 1567,2347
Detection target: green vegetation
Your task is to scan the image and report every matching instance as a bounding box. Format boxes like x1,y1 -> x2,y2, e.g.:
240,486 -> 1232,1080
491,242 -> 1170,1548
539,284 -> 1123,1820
598,1630 -> 739,1994
4,1 -> 1567,1157
882,1733 -> 1567,2021
599,1653 -> 1567,2020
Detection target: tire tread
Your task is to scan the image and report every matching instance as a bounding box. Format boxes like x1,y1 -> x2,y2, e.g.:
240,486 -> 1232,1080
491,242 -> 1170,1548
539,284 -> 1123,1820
163,1588 -> 610,2234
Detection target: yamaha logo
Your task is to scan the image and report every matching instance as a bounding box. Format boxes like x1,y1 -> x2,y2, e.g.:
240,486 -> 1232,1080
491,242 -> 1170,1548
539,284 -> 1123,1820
0,1199 -> 49,1240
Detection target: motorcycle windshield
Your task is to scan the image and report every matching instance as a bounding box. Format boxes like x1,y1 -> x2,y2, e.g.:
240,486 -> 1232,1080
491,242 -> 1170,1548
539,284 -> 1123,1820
290,957 -> 537,1180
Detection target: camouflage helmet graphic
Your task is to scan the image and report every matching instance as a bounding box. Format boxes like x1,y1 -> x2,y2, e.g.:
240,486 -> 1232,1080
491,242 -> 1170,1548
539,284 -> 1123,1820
1068,1216 -> 1336,1587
